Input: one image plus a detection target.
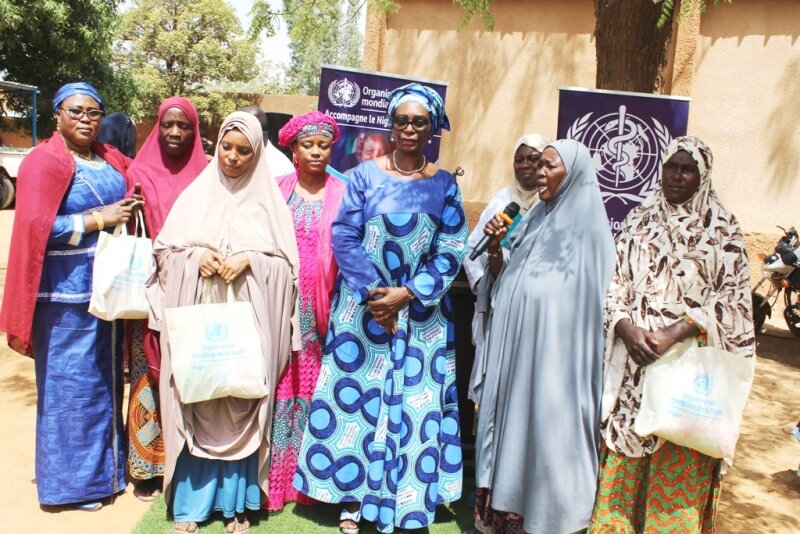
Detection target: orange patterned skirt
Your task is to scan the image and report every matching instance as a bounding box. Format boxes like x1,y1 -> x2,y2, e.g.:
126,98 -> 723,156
588,441 -> 721,534
127,322 -> 164,480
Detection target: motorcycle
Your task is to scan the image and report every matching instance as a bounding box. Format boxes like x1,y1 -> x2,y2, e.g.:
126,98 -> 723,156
751,226 -> 800,335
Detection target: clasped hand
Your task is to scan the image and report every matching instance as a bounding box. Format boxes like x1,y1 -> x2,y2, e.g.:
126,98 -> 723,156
367,287 -> 412,334
616,319 -> 695,366
199,250 -> 250,283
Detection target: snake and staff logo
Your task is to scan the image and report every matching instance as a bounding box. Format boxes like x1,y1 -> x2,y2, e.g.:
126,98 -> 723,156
566,105 -> 672,205
327,78 -> 361,108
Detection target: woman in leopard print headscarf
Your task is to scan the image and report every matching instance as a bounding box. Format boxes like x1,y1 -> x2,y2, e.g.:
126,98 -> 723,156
589,136 -> 755,533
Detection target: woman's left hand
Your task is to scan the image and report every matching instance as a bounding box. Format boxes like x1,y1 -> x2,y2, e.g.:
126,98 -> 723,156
218,252 -> 250,283
367,287 -> 412,318
648,328 -> 680,355
651,319 -> 701,354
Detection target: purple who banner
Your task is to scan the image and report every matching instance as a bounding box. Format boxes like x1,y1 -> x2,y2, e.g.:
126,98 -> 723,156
557,87 -> 690,232
318,65 -> 448,175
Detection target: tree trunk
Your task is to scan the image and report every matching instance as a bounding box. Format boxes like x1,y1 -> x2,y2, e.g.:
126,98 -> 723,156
594,0 -> 676,92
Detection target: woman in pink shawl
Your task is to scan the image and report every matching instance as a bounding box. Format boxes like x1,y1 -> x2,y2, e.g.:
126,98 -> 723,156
126,96 -> 208,501
147,112 -> 299,534
266,110 -> 345,510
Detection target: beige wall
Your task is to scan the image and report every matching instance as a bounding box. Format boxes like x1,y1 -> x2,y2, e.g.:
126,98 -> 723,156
368,0 -> 800,234
377,0 -> 596,206
690,0 -> 800,233
258,94 -> 318,117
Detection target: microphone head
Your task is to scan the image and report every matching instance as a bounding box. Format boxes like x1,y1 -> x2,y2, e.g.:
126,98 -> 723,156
503,202 -> 521,219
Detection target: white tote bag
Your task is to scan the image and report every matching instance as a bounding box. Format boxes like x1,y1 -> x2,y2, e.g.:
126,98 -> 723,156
165,280 -> 268,404
634,322 -> 756,460
89,210 -> 155,320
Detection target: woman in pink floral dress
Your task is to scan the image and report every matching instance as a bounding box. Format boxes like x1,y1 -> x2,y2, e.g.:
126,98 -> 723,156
268,111 -> 346,510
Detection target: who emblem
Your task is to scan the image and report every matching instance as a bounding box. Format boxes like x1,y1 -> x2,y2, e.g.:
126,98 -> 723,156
692,373 -> 713,396
327,78 -> 360,108
566,105 -> 672,205
205,321 -> 229,343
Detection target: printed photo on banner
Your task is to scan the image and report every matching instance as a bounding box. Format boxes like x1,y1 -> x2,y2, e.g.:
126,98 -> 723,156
319,65 -> 449,175
557,87 -> 690,232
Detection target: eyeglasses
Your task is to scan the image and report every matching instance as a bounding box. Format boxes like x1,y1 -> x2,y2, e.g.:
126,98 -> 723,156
392,115 -> 430,130
61,107 -> 104,121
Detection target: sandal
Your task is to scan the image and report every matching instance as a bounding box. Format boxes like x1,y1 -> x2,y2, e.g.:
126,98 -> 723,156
174,521 -> 198,534
339,507 -> 361,534
225,514 -> 250,534
74,501 -> 103,512
133,479 -> 161,502
133,484 -> 155,502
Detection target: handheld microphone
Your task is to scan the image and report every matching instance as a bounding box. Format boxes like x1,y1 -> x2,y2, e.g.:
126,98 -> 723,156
468,202 -> 520,261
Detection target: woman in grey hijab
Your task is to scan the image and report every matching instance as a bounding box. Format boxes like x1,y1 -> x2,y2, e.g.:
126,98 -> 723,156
471,139 -> 615,533
463,132 -> 552,402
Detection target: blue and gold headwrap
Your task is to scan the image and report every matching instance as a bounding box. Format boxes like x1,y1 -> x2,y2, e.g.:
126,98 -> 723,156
52,82 -> 104,113
387,83 -> 450,133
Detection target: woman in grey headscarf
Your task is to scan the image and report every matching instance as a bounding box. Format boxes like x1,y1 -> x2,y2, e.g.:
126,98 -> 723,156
471,139 -> 615,533
463,132 -> 552,400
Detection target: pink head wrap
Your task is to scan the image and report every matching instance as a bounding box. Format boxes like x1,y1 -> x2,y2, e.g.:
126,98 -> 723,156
278,111 -> 341,147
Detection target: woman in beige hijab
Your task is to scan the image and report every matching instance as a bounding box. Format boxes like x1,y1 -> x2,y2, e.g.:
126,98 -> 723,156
147,112 -> 299,534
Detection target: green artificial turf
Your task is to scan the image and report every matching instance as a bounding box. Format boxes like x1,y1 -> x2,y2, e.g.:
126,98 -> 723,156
133,493 -> 474,533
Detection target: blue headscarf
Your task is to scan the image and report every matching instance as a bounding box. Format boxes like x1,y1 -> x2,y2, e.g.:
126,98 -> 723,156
387,82 -> 450,133
52,82 -> 104,113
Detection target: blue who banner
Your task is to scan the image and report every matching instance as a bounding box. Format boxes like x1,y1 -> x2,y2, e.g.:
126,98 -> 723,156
318,65 -> 448,176
557,87 -> 690,232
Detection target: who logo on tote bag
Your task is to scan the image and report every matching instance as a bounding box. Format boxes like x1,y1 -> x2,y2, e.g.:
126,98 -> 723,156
164,280 -> 268,404
634,321 -> 756,461
89,210 -> 155,320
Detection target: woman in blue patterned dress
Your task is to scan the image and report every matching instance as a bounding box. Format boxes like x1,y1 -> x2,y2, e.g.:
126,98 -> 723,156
294,83 -> 468,534
0,82 -> 140,511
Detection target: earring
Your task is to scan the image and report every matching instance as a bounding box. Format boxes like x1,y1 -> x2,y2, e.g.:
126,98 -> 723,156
428,138 -> 432,144
390,135 -> 395,142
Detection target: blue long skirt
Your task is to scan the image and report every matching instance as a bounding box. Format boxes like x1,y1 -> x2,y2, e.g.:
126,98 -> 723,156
171,447 -> 261,522
32,302 -> 126,505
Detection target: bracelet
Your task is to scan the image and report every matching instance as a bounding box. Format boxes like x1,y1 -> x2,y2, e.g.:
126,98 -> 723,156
682,315 -> 706,335
487,248 -> 502,259
405,286 -> 416,302
92,211 -> 105,231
